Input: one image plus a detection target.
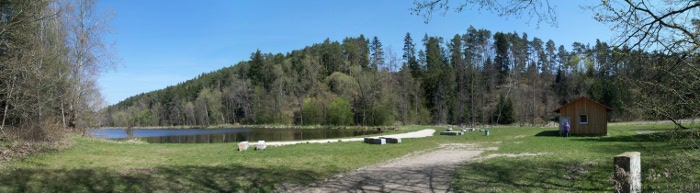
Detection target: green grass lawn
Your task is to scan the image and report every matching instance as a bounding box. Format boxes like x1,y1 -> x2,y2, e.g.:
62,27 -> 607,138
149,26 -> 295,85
1,124 -> 698,192
0,126 -> 461,192
453,123 -> 700,192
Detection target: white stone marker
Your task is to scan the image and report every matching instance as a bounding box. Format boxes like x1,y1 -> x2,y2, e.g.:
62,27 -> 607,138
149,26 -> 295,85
614,152 -> 641,193
255,140 -> 267,150
237,141 -> 249,151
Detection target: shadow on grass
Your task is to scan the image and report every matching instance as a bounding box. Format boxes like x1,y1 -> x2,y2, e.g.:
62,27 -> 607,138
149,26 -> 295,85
453,158 -> 610,192
534,130 -> 561,137
282,164 -> 460,193
570,130 -> 690,158
575,132 -> 670,143
0,164 -> 320,193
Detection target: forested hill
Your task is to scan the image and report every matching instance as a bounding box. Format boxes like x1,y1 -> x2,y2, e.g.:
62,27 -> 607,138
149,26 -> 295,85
103,27 -> 672,127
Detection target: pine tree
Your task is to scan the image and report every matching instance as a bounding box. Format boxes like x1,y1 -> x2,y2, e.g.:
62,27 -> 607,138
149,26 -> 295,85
493,94 -> 515,124
403,33 -> 421,79
493,32 -> 510,85
370,36 -> 385,71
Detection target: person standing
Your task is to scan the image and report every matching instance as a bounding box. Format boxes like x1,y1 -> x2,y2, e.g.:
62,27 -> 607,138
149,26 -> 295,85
563,122 -> 570,137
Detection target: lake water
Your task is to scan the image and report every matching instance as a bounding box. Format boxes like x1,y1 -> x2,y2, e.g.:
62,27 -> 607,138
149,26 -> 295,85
90,128 -> 383,143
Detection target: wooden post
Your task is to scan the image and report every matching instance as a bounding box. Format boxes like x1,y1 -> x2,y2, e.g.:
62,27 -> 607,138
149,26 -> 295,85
614,152 -> 641,193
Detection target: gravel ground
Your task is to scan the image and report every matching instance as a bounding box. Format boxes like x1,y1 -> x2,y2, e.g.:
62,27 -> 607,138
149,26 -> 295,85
276,143 -> 487,193
265,129 -> 437,147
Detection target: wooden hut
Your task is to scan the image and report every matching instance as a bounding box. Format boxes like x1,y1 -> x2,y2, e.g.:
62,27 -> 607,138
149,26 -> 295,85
552,97 -> 613,136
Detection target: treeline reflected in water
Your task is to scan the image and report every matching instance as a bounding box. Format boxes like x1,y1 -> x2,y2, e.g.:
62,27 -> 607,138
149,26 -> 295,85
142,129 -> 382,143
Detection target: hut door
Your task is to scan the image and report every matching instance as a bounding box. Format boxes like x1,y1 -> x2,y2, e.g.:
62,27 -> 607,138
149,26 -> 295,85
559,117 -> 569,136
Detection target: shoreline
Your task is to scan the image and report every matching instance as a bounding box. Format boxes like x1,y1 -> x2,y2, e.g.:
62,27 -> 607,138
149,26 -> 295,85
94,124 -> 400,131
265,129 -> 435,146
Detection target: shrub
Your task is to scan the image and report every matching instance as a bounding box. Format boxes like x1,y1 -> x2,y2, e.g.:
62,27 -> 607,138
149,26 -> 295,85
327,98 -> 353,125
301,98 -> 324,125
493,94 -> 516,124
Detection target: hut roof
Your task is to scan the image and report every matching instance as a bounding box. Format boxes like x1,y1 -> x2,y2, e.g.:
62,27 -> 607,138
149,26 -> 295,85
552,97 -> 614,113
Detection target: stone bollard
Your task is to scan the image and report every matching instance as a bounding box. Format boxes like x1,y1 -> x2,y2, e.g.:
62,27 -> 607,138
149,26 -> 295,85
369,138 -> 386,145
364,137 -> 388,145
255,140 -> 267,150
376,138 -> 386,145
614,152 -> 641,193
237,141 -> 249,151
385,138 -> 401,143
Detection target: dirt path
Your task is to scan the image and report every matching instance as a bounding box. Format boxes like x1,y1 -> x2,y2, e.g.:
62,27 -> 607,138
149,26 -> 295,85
266,129 -> 436,147
276,144 -> 491,193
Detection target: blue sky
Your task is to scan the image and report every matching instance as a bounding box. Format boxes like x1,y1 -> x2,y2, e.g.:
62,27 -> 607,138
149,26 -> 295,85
97,0 -> 613,105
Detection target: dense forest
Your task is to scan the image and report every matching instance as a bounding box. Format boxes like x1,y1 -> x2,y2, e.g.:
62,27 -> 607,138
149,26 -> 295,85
0,0 -> 112,140
103,26 -> 689,127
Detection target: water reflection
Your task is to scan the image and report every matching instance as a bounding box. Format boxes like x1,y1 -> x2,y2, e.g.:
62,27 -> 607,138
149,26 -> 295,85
125,127 -> 134,139
91,128 -> 382,144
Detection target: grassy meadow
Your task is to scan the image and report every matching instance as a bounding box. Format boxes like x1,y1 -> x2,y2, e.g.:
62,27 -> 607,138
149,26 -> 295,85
453,123 -> 700,192
1,123 -> 698,192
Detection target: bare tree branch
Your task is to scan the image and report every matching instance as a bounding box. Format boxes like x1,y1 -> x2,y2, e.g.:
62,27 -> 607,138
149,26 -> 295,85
411,0 -> 558,27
